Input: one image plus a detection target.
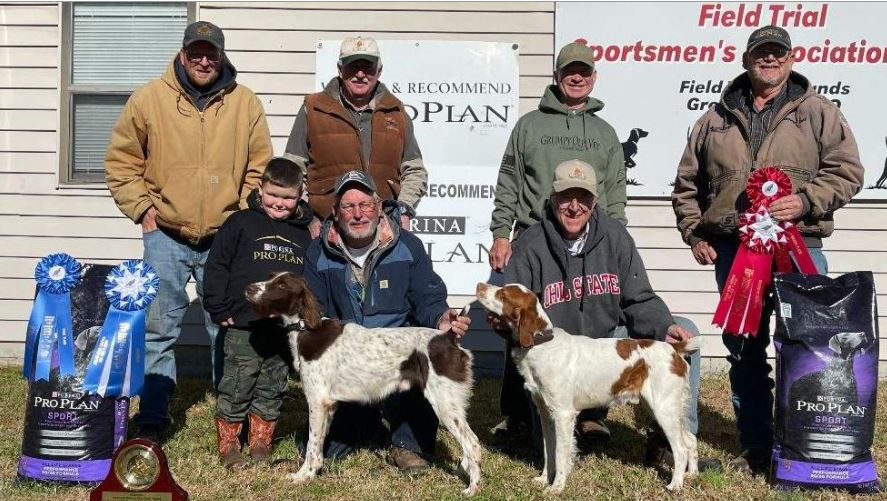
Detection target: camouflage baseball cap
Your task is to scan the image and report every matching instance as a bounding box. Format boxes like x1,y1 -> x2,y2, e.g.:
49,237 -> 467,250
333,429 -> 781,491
746,25 -> 792,52
183,21 -> 225,51
556,38 -> 595,71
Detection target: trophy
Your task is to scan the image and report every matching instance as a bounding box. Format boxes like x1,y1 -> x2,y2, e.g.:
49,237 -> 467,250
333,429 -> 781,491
89,439 -> 187,500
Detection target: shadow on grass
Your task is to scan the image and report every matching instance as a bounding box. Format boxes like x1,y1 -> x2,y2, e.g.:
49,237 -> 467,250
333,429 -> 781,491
697,402 -> 740,457
167,376 -> 215,439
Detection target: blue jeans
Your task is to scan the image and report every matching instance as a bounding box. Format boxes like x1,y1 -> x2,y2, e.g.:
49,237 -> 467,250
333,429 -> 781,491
713,240 -> 827,452
134,228 -> 220,429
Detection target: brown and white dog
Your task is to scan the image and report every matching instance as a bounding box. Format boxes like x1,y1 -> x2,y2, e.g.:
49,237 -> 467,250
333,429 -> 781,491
245,272 -> 482,496
475,282 -> 698,493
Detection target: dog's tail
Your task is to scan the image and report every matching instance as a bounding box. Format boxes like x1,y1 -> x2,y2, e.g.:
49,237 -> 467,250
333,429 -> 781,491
672,336 -> 702,355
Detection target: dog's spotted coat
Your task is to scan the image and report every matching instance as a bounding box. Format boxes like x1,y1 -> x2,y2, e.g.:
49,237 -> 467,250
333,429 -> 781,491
476,282 -> 699,493
246,272 -> 482,495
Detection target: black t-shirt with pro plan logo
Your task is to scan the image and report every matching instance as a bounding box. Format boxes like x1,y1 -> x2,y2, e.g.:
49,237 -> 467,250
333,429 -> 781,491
203,189 -> 314,328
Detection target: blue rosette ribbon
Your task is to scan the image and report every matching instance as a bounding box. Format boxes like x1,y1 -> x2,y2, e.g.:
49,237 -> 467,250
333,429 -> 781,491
24,253 -> 81,381
82,260 -> 159,397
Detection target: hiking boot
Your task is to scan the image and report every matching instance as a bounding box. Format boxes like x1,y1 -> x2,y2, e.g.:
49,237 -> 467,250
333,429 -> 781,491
215,417 -> 246,469
644,441 -> 723,472
388,446 -> 429,474
729,448 -> 770,475
490,416 -> 529,441
575,419 -> 610,452
248,413 -> 277,463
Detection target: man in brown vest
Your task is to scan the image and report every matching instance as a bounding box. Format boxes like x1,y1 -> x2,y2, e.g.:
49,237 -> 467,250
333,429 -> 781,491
285,36 -> 427,237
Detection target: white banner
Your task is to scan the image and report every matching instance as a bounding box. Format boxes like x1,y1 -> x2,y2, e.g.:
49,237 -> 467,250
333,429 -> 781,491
557,1 -> 887,199
315,41 -> 520,294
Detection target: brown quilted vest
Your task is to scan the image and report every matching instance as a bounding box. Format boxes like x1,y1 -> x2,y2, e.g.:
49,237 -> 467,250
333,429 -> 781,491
305,89 -> 406,218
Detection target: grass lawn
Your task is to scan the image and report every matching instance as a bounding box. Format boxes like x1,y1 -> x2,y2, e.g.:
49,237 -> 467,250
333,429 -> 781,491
0,365 -> 884,500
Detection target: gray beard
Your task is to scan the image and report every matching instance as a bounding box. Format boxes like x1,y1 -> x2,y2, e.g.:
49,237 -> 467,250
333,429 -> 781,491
341,218 -> 379,243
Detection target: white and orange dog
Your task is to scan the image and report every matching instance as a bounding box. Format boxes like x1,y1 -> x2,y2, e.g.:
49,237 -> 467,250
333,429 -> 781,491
475,282 -> 699,493
246,272 -> 482,496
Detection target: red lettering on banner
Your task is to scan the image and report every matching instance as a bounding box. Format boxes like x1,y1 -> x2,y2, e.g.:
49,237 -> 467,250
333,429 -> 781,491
698,4 -> 762,28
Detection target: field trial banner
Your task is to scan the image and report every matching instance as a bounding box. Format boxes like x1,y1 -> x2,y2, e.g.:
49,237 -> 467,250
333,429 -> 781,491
315,41 -> 519,294
557,2 -> 887,199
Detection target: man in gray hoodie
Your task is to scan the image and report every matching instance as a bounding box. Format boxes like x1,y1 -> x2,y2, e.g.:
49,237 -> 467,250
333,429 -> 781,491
489,39 -> 626,442
498,160 -> 720,471
489,39 -> 627,272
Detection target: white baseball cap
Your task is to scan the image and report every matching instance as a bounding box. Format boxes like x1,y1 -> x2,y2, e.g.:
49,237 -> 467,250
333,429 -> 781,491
339,36 -> 381,66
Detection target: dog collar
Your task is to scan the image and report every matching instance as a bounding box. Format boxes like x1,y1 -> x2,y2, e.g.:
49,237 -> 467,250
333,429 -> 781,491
285,319 -> 308,332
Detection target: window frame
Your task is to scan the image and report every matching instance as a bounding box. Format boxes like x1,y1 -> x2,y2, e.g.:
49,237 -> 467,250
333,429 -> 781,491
58,2 -> 196,185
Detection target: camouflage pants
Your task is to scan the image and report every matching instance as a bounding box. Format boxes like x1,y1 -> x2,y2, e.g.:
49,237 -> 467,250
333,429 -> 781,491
216,326 -> 290,422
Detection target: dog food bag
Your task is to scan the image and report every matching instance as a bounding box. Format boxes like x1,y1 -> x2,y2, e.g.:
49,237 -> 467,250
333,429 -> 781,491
772,271 -> 880,493
18,264 -> 129,483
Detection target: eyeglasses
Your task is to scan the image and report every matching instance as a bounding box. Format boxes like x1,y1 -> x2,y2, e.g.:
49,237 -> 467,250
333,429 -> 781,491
338,200 -> 378,214
185,49 -> 221,64
554,195 -> 594,211
750,46 -> 791,61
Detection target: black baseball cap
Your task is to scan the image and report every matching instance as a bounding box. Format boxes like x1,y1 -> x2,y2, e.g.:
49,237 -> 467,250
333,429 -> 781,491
746,25 -> 792,52
183,21 -> 225,51
334,170 -> 377,196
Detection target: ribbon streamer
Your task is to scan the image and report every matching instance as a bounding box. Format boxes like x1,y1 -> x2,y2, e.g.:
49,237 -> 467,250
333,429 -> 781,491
82,260 -> 159,397
714,168 -> 819,337
23,253 -> 80,381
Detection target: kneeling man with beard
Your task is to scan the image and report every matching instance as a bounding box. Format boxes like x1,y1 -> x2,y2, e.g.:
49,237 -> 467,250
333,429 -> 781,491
302,170 -> 470,472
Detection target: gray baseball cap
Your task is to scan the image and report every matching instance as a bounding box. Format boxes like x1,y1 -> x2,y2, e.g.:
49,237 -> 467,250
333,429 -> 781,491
334,170 -> 377,196
183,21 -> 225,51
746,25 -> 792,52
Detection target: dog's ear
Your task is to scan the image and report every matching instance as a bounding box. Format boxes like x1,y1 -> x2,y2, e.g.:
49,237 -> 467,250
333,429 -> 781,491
299,287 -> 323,330
516,310 -> 535,349
827,334 -> 841,355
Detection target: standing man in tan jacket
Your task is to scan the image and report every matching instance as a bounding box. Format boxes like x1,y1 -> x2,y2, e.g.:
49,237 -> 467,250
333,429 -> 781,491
105,21 -> 272,440
672,26 -> 863,474
284,36 -> 427,236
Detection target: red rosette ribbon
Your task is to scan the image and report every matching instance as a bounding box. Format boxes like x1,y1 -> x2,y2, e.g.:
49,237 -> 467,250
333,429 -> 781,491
713,167 -> 819,337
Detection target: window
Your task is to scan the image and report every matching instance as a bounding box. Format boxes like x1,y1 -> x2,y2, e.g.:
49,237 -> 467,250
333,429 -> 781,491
60,2 -> 192,183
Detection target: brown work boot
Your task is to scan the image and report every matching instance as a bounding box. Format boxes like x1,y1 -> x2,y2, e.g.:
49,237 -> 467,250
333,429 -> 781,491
728,448 -> 770,476
388,446 -> 430,475
215,417 -> 246,469
248,413 -> 277,463
575,419 -> 611,453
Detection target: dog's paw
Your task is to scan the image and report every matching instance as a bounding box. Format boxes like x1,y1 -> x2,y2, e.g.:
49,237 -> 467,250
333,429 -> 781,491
287,471 -> 314,484
532,474 -> 548,485
543,484 -> 564,495
665,479 -> 684,491
461,483 -> 480,497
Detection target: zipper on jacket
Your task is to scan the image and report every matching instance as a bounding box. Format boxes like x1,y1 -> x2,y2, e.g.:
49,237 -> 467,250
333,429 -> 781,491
725,106 -> 756,182
198,110 -> 205,240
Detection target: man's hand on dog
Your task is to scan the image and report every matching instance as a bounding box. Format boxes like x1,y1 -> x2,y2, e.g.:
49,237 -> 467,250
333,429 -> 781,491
665,323 -> 695,345
439,308 -> 471,338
